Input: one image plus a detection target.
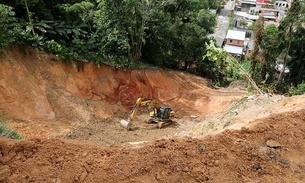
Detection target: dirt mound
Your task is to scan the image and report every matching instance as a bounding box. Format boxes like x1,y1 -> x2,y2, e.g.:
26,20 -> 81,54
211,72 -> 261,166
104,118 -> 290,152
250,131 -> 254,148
1,109 -> 305,183
190,93 -> 301,136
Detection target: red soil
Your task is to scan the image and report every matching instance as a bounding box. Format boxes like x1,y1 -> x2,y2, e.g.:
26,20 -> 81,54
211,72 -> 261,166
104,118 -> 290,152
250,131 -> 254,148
0,47 -> 304,183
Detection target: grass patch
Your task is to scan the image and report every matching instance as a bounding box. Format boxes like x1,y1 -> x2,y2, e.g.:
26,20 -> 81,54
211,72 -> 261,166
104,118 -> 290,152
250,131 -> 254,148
0,113 -> 22,139
241,59 -> 251,71
0,123 -> 22,139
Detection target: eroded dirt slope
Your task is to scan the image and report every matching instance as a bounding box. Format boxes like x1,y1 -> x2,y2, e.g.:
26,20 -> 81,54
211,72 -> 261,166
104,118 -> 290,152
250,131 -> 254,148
1,109 -> 305,183
0,47 -> 244,141
1,47 -> 305,183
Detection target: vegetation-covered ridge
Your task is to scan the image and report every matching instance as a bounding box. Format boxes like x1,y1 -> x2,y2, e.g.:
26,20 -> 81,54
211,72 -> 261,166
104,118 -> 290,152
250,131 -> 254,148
1,0 -> 305,94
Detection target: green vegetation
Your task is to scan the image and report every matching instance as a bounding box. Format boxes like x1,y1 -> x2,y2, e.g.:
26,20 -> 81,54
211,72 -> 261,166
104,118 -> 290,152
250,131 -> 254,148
246,0 -> 305,94
239,20 -> 248,29
0,113 -> 21,139
289,82 -> 305,95
0,0 -> 221,67
0,114 -> 22,140
0,4 -> 22,47
228,10 -> 234,30
0,123 -> 22,139
204,40 -> 262,93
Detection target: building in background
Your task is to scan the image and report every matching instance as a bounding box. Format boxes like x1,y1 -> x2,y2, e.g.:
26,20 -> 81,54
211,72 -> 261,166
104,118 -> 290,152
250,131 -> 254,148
224,30 -> 246,60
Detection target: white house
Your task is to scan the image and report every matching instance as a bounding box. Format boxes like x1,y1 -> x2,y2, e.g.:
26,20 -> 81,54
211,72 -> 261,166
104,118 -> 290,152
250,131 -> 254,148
224,30 -> 246,59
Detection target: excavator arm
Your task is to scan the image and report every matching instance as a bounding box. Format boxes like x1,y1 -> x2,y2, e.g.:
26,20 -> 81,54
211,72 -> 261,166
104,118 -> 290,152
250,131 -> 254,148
120,98 -> 158,130
127,98 -> 158,121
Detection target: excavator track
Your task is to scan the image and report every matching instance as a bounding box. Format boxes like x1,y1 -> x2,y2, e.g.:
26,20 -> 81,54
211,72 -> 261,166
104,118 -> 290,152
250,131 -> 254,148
157,120 -> 172,129
147,118 -> 172,129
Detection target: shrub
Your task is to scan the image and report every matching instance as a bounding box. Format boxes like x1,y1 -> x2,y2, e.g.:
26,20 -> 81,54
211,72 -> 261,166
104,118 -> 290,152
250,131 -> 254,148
289,82 -> 305,96
45,40 -> 63,54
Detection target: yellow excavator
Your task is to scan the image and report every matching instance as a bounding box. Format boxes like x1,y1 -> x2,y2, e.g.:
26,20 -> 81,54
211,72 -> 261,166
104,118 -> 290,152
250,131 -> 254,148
120,98 -> 175,130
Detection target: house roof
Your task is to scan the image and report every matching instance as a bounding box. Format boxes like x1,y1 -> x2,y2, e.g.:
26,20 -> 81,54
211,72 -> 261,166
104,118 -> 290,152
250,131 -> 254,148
224,45 -> 244,55
226,30 -> 246,41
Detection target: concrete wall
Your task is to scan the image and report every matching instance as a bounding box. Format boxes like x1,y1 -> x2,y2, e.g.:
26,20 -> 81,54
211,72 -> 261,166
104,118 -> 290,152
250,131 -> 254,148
226,39 -> 244,47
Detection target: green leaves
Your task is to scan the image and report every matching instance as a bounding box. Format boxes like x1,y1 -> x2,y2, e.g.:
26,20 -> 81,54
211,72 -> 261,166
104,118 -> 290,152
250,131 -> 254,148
94,0 -> 147,60
203,40 -> 262,92
0,4 -> 21,47
203,40 -> 226,64
0,0 -> 219,71
196,9 -> 216,33
289,81 -> 305,95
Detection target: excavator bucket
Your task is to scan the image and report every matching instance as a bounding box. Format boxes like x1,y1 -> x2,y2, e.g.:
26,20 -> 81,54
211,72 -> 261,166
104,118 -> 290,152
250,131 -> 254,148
120,119 -> 132,131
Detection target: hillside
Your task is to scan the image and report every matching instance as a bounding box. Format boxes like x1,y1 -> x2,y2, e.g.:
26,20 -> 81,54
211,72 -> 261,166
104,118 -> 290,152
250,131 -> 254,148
0,47 -> 305,183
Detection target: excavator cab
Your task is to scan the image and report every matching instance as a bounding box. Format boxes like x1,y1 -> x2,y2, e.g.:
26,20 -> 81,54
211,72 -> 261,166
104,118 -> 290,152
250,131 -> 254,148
156,106 -> 171,119
148,106 -> 173,129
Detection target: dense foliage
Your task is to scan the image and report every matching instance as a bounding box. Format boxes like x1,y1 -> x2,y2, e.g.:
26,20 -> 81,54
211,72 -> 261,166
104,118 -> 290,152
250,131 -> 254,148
0,0 -> 220,71
0,4 -> 22,47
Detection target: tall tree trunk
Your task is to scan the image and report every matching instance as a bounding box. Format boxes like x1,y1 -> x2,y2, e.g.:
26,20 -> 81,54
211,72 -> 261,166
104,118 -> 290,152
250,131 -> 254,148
261,57 -> 267,81
277,22 -> 293,88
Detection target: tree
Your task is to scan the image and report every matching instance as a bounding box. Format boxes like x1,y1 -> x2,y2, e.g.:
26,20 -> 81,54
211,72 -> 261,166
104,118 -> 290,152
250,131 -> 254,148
260,24 -> 278,84
94,0 -> 147,61
196,9 -> 216,33
0,0 -> 217,72
288,26 -> 305,85
140,0 -> 216,70
286,0 -> 305,86
249,16 -> 264,82
276,0 -> 302,87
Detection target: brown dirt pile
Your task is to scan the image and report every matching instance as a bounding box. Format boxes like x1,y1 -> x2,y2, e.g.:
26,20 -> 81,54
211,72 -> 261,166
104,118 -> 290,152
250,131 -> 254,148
1,109 -> 305,183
